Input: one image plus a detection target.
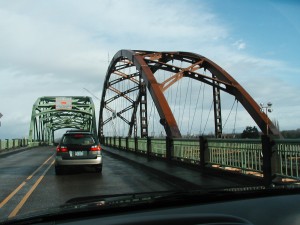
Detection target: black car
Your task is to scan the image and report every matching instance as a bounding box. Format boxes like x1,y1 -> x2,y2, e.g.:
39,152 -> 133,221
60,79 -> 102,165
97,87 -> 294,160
55,131 -> 102,175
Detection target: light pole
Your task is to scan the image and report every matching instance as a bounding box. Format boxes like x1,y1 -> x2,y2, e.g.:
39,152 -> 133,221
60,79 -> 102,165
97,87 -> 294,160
260,102 -> 273,135
0,112 -> 2,127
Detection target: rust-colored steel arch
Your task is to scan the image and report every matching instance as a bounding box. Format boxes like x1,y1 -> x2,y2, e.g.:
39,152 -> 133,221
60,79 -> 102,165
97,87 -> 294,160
99,50 -> 281,138
99,50 -> 181,138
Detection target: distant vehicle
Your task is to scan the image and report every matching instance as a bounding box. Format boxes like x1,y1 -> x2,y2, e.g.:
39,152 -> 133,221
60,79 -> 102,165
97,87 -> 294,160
55,131 -> 102,175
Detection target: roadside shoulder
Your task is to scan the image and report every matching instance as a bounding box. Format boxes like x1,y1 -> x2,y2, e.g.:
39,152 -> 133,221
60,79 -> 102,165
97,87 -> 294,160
0,146 -> 36,157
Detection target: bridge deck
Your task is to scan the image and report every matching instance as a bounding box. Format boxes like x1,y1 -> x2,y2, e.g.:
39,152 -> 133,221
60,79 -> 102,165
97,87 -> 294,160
103,146 -> 262,190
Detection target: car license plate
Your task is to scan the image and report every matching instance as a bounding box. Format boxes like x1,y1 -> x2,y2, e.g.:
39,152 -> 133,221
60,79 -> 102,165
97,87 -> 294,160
74,151 -> 84,156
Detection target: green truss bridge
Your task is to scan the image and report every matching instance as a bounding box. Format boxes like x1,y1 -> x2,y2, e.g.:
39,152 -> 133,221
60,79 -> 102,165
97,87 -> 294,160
28,96 -> 97,146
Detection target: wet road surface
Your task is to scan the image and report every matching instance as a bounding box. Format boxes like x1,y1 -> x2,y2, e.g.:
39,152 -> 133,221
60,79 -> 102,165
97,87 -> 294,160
0,146 -> 175,219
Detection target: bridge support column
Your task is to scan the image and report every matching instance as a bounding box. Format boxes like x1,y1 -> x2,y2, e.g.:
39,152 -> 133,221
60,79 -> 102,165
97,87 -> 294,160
100,136 -> 105,145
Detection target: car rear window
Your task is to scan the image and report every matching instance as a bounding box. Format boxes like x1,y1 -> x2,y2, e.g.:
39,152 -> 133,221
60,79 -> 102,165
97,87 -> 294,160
62,134 -> 95,145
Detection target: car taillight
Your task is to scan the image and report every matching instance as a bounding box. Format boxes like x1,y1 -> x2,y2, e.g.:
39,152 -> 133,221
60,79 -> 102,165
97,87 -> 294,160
90,144 -> 101,151
56,146 -> 68,152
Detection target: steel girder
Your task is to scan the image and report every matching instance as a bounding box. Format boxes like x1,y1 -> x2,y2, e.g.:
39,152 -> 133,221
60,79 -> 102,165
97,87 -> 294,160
99,50 -> 281,139
29,96 -> 97,146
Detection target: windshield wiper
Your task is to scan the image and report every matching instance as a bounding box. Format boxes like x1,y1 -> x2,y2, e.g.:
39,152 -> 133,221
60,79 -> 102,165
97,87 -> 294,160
65,190 -> 181,205
3,186 -> 300,225
63,188 -> 245,208
64,184 -> 300,208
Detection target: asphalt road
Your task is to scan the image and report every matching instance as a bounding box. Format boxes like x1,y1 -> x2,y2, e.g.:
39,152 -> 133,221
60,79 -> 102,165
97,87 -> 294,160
0,146 -> 175,220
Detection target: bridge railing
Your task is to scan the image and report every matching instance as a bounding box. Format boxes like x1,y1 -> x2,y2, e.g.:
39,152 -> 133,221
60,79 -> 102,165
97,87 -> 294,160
173,138 -> 200,164
207,139 -> 263,174
0,138 -> 29,151
274,140 -> 300,179
103,136 -> 300,184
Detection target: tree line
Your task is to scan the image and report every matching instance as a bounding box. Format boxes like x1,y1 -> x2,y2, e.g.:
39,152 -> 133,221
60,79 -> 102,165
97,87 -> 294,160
240,126 -> 300,139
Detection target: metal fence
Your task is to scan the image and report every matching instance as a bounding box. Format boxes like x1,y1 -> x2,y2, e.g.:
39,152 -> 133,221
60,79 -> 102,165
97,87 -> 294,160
207,139 -> 262,174
173,138 -> 200,164
0,138 -> 29,150
103,136 -> 300,183
149,138 -> 165,157
128,138 -> 135,151
275,140 -> 300,178
137,138 -> 147,153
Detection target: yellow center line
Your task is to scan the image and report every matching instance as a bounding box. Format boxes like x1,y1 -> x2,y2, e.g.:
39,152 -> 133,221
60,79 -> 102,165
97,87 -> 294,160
8,159 -> 55,218
0,153 -> 55,209
26,153 -> 55,180
0,182 -> 26,208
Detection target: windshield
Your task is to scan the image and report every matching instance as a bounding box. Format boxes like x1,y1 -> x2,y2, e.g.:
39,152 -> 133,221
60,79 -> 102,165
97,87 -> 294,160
62,135 -> 95,145
0,0 -> 299,223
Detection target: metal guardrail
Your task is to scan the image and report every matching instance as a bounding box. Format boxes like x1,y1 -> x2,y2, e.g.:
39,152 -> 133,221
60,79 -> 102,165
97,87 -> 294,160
207,139 -> 262,174
128,138 -> 135,151
275,140 -> 300,178
137,138 -> 147,153
151,139 -> 166,157
103,136 -> 300,184
173,138 -> 200,164
0,138 -> 29,150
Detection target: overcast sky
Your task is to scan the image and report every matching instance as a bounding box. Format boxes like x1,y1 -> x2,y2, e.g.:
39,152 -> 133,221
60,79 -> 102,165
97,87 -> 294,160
0,0 -> 299,139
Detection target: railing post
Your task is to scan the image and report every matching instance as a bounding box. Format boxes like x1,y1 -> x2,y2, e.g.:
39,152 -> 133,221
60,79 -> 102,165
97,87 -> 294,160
147,136 -> 151,158
261,135 -> 275,186
166,136 -> 173,161
6,139 -> 9,149
126,137 -> 129,151
199,136 -> 208,170
118,137 -> 121,149
134,137 -> 138,153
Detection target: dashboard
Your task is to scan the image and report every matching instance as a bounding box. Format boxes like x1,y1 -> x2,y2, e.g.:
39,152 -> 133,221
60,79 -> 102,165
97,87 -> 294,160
53,192 -> 300,225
